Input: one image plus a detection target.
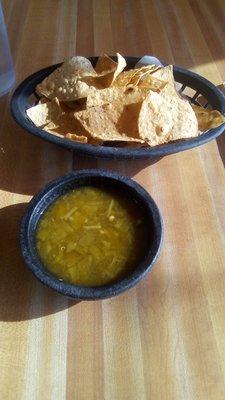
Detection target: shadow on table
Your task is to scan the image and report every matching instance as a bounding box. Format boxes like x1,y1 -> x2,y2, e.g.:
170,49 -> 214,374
0,203 -> 79,322
0,115 -> 72,196
0,110 -> 163,195
91,156 -> 163,178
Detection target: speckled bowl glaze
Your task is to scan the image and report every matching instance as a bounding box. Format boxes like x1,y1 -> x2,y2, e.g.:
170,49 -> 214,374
11,57 -> 225,160
20,169 -> 163,300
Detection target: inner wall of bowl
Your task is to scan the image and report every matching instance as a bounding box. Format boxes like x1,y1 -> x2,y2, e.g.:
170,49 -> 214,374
27,176 -> 156,284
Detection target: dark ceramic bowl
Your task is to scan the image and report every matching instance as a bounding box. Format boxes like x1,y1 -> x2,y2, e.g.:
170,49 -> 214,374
20,169 -> 163,300
11,57 -> 225,160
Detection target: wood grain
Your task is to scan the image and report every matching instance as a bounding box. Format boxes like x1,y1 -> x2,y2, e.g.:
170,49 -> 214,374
1,0 -> 225,399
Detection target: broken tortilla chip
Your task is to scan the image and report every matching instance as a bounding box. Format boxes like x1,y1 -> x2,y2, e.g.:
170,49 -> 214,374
137,74 -> 167,91
95,54 -> 117,73
44,112 -> 90,138
114,65 -> 159,87
65,133 -> 88,143
81,53 -> 127,89
114,69 -> 139,87
26,98 -> 62,127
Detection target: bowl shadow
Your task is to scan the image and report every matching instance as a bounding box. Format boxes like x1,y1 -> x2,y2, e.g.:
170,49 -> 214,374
0,203 -> 79,322
0,112 -> 163,197
76,154 -> 164,178
0,111 -> 74,196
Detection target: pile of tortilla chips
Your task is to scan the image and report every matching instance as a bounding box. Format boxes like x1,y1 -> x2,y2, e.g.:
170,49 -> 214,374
26,53 -> 225,147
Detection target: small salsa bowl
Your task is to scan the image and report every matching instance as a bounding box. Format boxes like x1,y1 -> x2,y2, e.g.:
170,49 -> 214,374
20,169 -> 163,300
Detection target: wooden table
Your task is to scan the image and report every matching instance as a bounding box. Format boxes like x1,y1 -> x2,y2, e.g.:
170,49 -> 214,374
1,1 -> 225,399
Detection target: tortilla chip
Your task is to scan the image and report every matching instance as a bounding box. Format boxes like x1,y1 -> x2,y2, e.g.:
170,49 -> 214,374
44,79 -> 96,102
110,53 -> 127,83
152,65 -> 172,81
69,56 -> 96,74
44,128 -> 88,143
114,65 -> 159,87
88,131 -> 144,144
138,74 -> 167,91
44,112 -> 90,138
123,87 -> 149,104
86,86 -> 148,108
71,81 -> 96,99
36,56 -> 96,101
191,104 -> 225,131
26,98 -> 62,127
66,133 -> 88,143
81,53 -> 127,89
114,69 -> 139,87
117,102 -> 143,137
151,65 -> 177,96
86,87 -> 123,107
95,54 -> 117,73
138,88 -> 198,146
129,66 -> 160,86
74,102 -> 144,143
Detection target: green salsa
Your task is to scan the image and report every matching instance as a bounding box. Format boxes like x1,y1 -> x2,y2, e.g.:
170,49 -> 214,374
36,187 -> 148,286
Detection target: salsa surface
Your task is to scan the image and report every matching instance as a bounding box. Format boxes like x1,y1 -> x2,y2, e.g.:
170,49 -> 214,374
36,186 -> 148,286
